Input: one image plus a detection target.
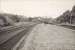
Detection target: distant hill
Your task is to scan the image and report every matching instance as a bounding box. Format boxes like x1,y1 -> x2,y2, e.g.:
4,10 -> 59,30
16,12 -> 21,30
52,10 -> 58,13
0,13 -> 25,27
0,13 -> 39,27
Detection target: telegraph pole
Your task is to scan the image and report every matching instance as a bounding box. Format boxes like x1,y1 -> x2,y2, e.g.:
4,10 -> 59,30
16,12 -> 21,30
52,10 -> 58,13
70,13 -> 72,24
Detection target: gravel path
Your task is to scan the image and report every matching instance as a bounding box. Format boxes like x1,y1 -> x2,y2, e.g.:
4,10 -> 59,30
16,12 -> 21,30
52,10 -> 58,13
21,24 -> 75,50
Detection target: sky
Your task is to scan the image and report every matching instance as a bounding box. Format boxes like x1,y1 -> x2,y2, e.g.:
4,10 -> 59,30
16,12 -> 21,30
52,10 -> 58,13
0,0 -> 75,18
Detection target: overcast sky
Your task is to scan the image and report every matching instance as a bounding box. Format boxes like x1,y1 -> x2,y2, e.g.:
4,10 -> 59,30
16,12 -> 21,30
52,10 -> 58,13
0,0 -> 75,18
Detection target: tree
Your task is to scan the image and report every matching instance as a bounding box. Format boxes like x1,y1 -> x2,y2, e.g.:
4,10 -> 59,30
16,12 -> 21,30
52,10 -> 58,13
72,5 -> 75,12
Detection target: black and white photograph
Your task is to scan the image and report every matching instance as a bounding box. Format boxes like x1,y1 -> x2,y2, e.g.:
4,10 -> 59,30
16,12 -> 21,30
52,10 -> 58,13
0,0 -> 75,50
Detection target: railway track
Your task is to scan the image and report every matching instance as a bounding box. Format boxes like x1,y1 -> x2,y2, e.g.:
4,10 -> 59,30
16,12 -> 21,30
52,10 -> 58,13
0,22 -> 38,50
57,24 -> 75,30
